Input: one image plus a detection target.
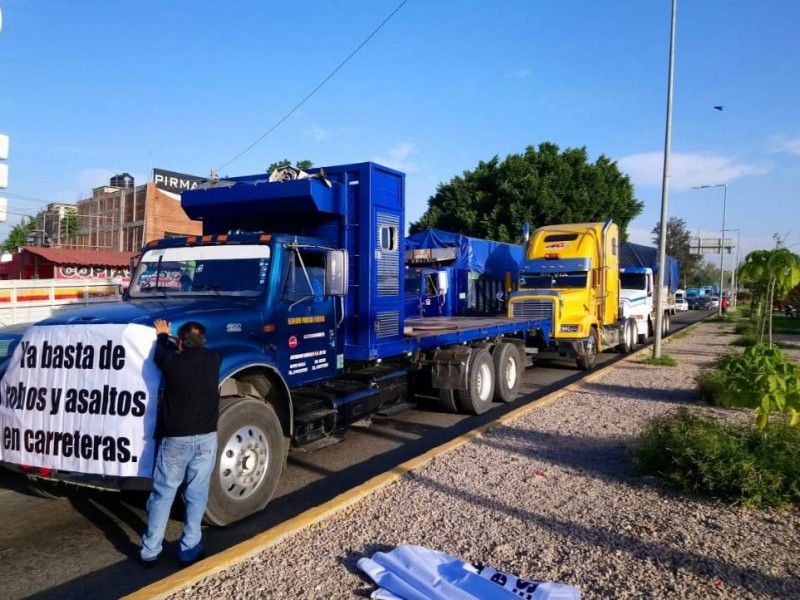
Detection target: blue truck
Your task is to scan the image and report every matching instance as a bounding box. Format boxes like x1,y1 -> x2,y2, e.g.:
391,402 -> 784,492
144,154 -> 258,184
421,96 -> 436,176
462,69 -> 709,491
0,162 -> 551,525
404,229 -> 522,319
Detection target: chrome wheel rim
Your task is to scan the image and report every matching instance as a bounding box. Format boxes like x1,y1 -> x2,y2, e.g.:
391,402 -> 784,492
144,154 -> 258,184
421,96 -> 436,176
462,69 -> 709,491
219,425 -> 269,500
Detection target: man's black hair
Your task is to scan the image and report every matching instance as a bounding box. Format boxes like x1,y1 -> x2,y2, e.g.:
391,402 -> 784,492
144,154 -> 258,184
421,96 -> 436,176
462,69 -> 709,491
177,321 -> 206,349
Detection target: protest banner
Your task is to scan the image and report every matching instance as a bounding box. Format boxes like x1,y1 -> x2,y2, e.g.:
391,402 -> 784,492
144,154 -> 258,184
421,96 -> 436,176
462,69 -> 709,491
0,324 -> 161,477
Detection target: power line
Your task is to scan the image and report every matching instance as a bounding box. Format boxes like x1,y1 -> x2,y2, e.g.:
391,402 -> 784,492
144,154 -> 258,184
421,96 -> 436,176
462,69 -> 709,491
217,0 -> 409,172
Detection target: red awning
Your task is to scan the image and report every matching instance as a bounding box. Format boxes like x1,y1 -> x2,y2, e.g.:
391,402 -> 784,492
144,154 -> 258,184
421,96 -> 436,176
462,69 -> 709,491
22,246 -> 137,267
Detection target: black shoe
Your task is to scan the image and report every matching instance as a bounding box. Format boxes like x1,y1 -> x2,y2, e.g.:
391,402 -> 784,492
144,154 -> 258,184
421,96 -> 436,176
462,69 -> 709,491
138,555 -> 159,569
179,548 -> 206,568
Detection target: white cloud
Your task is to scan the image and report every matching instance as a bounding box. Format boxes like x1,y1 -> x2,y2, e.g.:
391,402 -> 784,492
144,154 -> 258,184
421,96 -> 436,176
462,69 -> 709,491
769,133 -> 800,156
512,68 -> 532,79
373,143 -> 419,172
625,227 -> 654,246
302,125 -> 330,142
617,151 -> 769,190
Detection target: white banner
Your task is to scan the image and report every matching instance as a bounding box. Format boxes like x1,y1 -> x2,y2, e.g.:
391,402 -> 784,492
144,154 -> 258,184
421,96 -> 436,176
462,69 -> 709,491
0,324 -> 161,477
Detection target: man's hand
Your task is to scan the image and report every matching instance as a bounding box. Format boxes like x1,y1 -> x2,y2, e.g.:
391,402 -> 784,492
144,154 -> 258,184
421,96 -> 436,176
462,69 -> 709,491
154,319 -> 171,336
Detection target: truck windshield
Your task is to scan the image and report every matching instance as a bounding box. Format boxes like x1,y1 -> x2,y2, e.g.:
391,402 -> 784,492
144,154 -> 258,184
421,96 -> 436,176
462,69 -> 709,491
620,273 -> 647,290
129,244 -> 270,299
521,272 -> 587,289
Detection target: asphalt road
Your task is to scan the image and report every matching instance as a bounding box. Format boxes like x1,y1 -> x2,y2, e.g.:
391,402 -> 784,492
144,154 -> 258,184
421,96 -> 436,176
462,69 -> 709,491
0,310 -> 706,599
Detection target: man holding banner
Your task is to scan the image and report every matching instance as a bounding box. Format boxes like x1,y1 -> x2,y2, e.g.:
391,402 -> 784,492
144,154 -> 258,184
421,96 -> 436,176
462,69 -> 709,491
139,319 -> 221,568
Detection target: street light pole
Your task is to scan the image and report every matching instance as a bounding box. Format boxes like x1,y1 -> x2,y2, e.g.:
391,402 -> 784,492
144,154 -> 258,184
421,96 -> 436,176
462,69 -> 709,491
693,183 -> 728,316
653,0 -> 677,359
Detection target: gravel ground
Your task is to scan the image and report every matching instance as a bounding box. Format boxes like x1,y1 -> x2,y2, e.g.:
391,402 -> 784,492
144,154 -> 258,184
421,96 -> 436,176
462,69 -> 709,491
172,322 -> 800,600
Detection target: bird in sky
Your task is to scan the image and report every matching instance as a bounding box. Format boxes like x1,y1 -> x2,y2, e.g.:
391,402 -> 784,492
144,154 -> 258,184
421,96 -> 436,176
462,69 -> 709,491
713,105 -> 724,111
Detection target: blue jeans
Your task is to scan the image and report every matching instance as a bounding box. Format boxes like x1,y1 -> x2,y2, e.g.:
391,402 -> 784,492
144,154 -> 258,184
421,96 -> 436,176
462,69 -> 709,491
140,432 -> 217,562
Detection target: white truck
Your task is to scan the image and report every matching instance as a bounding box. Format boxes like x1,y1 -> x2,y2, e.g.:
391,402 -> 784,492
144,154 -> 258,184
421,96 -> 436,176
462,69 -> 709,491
619,243 -> 679,344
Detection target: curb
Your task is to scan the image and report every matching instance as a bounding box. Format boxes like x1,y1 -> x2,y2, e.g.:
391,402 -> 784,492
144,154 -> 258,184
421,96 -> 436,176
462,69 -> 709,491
123,342 -> 655,599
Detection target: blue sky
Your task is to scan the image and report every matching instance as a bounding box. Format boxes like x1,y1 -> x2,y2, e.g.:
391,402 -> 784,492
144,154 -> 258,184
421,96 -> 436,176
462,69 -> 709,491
1,0 -> 798,263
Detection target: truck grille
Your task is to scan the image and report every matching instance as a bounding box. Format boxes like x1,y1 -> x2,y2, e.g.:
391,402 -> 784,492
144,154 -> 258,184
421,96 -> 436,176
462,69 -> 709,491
512,299 -> 554,333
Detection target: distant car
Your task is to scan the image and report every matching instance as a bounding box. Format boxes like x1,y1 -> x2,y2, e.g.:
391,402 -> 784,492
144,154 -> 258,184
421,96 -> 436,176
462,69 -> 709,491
708,296 -> 720,309
675,298 -> 689,311
694,296 -> 713,311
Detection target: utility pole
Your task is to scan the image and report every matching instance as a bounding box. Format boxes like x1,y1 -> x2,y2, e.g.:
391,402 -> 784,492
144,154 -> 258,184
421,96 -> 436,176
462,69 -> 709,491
653,0 -> 677,359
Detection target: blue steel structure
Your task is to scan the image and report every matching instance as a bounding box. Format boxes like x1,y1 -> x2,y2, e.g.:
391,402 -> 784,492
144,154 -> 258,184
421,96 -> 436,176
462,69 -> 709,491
404,229 -> 523,318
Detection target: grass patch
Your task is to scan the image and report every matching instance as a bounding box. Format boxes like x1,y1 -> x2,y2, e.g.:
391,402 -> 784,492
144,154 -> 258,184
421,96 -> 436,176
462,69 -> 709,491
706,314 -> 735,324
696,369 -> 725,404
771,315 -> 800,335
633,409 -> 800,508
732,332 -> 759,347
734,321 -> 755,335
640,353 -> 676,367
668,324 -> 697,341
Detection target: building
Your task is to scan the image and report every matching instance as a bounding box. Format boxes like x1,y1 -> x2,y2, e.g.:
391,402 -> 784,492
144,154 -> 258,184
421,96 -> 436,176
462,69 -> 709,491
66,174 -> 202,252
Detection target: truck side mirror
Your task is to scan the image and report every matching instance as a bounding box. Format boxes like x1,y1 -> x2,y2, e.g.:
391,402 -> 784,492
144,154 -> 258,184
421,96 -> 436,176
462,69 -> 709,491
326,249 -> 349,296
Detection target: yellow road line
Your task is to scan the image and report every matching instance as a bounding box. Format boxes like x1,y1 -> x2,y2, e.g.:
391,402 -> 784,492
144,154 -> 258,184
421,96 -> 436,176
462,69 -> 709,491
124,345 -> 650,600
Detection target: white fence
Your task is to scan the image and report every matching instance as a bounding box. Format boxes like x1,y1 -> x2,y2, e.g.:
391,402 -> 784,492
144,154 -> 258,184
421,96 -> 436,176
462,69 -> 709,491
0,279 -> 123,326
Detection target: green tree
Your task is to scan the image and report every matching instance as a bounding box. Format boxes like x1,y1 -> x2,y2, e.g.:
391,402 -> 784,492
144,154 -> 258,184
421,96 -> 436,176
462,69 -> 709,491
410,142 -> 643,243
267,159 -> 314,172
61,208 -> 79,241
689,260 -> 720,287
1,218 -> 37,252
651,217 -> 703,286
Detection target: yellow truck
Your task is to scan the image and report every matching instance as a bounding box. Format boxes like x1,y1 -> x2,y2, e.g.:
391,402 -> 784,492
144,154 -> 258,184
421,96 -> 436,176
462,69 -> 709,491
507,220 -> 639,370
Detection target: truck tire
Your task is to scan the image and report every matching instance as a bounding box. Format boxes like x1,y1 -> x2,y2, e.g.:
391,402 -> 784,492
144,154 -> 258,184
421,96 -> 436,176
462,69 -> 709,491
438,389 -> 459,413
662,312 -> 671,336
576,328 -> 598,371
456,348 -> 495,415
493,342 -> 522,403
204,397 -> 285,526
616,320 -> 636,354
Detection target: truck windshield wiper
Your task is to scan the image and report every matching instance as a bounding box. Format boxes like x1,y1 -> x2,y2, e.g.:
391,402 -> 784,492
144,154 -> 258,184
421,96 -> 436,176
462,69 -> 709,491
140,285 -> 171,297
192,284 -> 222,296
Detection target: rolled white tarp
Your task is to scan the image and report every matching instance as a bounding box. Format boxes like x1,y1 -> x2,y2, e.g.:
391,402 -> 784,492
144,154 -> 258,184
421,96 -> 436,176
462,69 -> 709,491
357,544 -> 580,600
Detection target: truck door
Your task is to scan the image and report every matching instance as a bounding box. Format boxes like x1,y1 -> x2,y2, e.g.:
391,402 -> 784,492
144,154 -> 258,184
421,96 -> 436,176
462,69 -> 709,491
276,247 -> 337,386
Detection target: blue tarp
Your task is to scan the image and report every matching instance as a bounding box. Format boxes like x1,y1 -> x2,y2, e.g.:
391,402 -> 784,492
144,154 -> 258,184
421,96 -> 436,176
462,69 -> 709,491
619,242 -> 679,292
405,230 -> 523,277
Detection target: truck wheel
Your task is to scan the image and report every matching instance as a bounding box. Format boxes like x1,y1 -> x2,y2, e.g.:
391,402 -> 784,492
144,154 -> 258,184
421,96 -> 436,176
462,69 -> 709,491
576,328 -> 598,371
617,320 -> 636,354
662,312 -> 671,336
205,397 -> 285,526
438,389 -> 459,413
456,348 -> 495,415
493,342 -> 522,403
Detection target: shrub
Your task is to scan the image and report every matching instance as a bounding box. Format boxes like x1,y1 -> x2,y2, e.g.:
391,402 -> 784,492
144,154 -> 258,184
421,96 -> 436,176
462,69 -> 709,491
716,344 -> 800,429
732,331 -> 759,347
696,369 -> 726,405
633,409 -> 800,507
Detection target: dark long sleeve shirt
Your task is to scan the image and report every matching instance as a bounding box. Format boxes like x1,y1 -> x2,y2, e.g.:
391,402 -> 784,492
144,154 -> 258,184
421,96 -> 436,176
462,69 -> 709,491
154,333 -> 221,438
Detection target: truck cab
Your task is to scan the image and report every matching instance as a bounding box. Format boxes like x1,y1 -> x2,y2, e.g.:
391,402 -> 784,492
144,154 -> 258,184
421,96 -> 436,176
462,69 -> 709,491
508,220 -> 638,370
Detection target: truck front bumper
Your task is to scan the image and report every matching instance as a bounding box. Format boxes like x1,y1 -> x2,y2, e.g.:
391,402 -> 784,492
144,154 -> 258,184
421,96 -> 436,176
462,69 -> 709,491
1,461 -> 152,492
529,335 -> 592,361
